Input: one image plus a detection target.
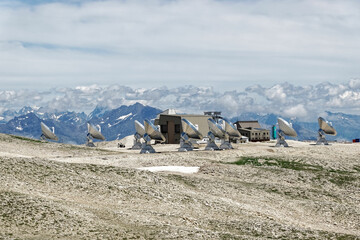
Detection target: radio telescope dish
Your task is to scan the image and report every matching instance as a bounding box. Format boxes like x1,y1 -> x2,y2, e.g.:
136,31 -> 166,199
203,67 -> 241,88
316,117 -> 337,145
140,119 -> 165,153
223,118 -> 241,138
86,123 -> 105,147
275,118 -> 297,147
135,120 -> 146,137
131,120 -> 146,150
219,118 -> 241,150
144,119 -> 166,142
205,118 -> 225,151
179,118 -> 203,152
40,122 -> 58,141
207,118 -> 226,138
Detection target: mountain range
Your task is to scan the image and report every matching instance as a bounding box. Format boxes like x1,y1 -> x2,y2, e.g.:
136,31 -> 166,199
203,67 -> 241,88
0,103 -> 161,145
231,111 -> 360,141
0,103 -> 359,144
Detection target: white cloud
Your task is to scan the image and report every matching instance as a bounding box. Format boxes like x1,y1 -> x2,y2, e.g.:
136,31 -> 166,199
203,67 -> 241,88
282,104 -> 308,119
1,80 -> 360,121
264,85 -> 287,103
0,0 -> 360,89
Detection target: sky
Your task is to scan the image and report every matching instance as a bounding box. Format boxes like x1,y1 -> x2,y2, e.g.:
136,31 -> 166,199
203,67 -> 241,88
0,0 -> 360,119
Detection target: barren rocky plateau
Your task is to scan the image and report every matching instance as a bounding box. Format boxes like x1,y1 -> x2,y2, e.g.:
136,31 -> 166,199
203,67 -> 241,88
0,134 -> 359,239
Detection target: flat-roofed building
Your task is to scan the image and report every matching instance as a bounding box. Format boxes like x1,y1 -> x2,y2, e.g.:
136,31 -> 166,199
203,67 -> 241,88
234,120 -> 270,142
155,114 -> 210,144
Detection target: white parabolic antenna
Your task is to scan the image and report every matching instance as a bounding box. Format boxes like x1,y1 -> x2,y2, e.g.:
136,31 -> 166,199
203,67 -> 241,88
179,118 -> 203,152
318,117 -> 337,135
87,123 -> 105,140
140,119 -> 165,153
40,122 -> 58,141
208,118 -> 226,138
205,118 -> 226,151
131,120 -> 146,150
278,118 -> 297,137
316,117 -> 336,145
182,118 -> 203,139
144,119 -> 166,142
220,118 -> 241,150
223,118 -> 241,138
135,120 -> 146,137
275,118 -> 297,147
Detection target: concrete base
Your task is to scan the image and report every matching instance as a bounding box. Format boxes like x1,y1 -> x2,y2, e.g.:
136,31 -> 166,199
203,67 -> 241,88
86,139 -> 96,147
220,141 -> 233,150
179,139 -> 194,152
131,140 -> 142,150
205,141 -> 220,151
140,143 -> 156,154
275,138 -> 289,147
316,137 -> 329,145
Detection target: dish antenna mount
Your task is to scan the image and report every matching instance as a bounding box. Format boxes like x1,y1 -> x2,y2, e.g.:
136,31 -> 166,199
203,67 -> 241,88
179,118 -> 203,152
205,118 -> 225,150
131,120 -> 146,149
86,123 -> 105,147
219,118 -> 241,150
140,119 -> 165,153
316,117 -> 336,145
40,122 -> 58,141
275,118 -> 297,147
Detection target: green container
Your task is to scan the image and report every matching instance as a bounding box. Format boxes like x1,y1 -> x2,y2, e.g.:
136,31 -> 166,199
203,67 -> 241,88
272,125 -> 277,139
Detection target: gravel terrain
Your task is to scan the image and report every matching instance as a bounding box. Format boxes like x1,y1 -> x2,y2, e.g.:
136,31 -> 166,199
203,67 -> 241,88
0,133 -> 359,239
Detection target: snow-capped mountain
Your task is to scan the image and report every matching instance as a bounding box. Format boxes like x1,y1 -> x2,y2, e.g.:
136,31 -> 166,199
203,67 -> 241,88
0,106 -> 39,123
89,102 -> 161,141
0,113 -> 42,138
1,103 -> 360,144
88,105 -> 110,119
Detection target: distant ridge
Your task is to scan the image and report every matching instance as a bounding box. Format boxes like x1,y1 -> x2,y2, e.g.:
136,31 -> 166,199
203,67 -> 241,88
231,111 -> 360,141
1,104 -> 360,143
0,103 -> 161,145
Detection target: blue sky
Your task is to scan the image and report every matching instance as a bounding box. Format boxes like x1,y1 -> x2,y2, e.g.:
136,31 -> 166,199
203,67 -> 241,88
0,0 -> 359,91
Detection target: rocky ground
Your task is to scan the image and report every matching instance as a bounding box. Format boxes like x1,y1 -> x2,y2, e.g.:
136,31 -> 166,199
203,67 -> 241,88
0,133 -> 359,239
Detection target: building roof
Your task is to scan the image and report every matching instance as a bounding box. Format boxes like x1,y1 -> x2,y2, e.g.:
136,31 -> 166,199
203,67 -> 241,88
235,121 -> 261,129
155,114 -> 210,125
239,128 -> 269,132
160,109 -> 177,115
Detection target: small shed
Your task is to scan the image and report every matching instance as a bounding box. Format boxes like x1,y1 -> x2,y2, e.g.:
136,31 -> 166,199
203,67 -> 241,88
234,121 -> 270,142
155,114 -> 210,144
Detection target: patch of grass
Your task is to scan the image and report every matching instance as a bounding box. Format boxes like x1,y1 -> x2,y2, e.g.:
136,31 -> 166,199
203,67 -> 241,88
328,174 -> 358,187
230,156 -> 359,188
229,156 -> 323,172
10,135 -> 43,143
353,165 -> 360,172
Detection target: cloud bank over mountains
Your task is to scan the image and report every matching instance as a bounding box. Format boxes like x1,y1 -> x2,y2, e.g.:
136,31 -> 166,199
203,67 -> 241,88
1,80 -> 360,121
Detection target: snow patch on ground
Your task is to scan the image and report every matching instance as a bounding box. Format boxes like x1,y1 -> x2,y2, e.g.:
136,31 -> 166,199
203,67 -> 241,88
137,166 -> 199,174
